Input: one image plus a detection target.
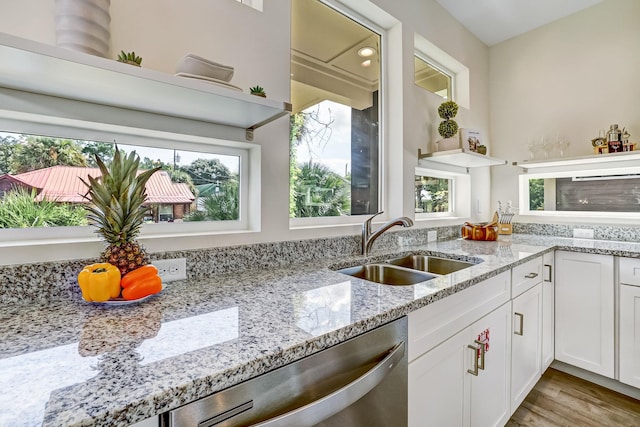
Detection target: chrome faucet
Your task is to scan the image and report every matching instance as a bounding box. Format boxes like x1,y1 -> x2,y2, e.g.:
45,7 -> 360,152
362,211 -> 414,255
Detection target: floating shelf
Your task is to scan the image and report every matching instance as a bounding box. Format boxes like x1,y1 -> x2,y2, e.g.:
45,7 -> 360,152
418,148 -> 507,168
0,32 -> 291,140
514,151 -> 640,171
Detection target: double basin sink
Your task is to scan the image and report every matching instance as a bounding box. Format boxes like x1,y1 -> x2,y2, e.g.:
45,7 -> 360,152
336,255 -> 477,286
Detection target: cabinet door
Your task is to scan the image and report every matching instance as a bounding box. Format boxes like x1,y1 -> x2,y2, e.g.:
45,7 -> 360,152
555,251 -> 614,378
469,303 -> 511,427
620,284 -> 640,388
409,329 -> 468,426
511,284 -> 542,412
541,251 -> 555,371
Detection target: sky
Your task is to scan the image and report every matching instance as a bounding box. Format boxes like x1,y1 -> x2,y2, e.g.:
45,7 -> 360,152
296,100 -> 352,177
0,132 -> 240,174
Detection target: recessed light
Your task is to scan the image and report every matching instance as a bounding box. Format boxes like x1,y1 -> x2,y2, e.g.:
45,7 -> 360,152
361,59 -> 371,67
358,47 -> 375,57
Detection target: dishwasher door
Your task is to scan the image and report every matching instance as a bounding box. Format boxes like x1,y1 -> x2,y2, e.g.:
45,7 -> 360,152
163,316 -> 407,427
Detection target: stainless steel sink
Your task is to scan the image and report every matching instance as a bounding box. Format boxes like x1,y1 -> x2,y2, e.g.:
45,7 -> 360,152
336,263 -> 437,286
386,255 -> 475,275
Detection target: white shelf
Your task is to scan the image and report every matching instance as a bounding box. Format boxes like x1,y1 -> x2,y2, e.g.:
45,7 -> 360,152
514,151 -> 640,170
0,32 -> 291,140
418,148 -> 507,168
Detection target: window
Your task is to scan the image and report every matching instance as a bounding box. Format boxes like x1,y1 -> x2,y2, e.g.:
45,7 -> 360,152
0,131 -> 250,236
415,174 -> 450,213
415,166 -> 470,219
414,33 -> 470,109
414,55 -> 452,100
519,156 -> 640,218
290,0 -> 381,221
524,174 -> 640,214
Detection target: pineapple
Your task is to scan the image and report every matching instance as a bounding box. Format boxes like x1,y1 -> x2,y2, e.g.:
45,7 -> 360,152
80,147 -> 161,276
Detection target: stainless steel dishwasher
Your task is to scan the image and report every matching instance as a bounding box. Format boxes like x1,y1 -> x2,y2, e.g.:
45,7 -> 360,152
163,316 -> 407,427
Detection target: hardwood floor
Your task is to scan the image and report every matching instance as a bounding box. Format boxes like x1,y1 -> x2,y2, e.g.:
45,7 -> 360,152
507,368 -> 640,427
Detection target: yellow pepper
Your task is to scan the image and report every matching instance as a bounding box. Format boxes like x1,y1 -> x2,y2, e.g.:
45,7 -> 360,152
77,263 -> 122,302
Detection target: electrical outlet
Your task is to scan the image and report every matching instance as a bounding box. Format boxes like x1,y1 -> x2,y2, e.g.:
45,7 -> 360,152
573,228 -> 594,239
427,230 -> 438,242
154,258 -> 187,282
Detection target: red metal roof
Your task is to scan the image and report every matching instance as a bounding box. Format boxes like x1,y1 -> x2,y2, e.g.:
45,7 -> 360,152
1,166 -> 195,204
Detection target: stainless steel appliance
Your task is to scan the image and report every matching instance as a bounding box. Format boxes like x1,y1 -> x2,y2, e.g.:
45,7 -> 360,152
163,317 -> 407,427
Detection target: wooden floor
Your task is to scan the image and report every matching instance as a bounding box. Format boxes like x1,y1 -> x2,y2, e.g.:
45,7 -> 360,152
507,368 -> 640,427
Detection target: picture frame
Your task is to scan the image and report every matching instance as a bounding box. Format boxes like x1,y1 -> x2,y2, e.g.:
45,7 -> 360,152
460,128 -> 482,152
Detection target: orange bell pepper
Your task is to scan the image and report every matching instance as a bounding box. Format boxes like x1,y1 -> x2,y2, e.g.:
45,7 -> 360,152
122,275 -> 162,300
121,264 -> 159,289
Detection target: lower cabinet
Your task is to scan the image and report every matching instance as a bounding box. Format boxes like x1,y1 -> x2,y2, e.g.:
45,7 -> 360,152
408,303 -> 511,427
510,283 -> 542,412
541,252 -> 554,371
555,251 -> 614,378
619,283 -> 640,388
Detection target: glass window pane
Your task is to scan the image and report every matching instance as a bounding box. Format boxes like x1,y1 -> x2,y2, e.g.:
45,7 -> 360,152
414,55 -> 452,100
415,175 -> 450,213
290,0 -> 381,218
0,132 -> 240,229
525,175 -> 640,213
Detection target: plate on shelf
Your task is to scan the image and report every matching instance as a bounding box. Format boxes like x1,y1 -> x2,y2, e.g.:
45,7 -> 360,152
91,283 -> 165,306
174,72 -> 243,91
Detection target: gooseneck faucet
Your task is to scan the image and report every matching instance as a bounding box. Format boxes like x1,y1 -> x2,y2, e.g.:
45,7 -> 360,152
362,211 -> 414,255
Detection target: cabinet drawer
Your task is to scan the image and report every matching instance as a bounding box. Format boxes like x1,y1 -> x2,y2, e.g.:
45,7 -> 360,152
408,271 -> 510,362
619,257 -> 640,286
512,257 -> 543,298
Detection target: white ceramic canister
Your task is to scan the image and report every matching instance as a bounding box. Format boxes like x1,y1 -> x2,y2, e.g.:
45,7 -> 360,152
55,0 -> 111,57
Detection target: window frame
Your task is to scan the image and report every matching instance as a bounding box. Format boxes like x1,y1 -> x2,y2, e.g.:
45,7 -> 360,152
519,165 -> 640,219
413,52 -> 454,101
414,166 -> 470,221
289,0 -> 387,228
0,118 -> 259,247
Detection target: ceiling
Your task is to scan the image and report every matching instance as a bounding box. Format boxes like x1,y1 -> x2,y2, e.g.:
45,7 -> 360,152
435,0 -> 604,46
291,0 -> 380,113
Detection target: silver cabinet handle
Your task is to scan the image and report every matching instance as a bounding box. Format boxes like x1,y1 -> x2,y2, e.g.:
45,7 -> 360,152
514,312 -> 524,336
253,341 -> 405,427
475,339 -> 486,371
467,342 -> 481,376
544,264 -> 552,282
524,272 -> 538,279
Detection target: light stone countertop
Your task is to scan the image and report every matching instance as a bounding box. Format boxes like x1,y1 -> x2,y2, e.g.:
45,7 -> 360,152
1,234 -> 639,427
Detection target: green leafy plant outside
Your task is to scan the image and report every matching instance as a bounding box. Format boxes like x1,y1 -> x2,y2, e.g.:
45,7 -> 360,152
0,187 -> 87,228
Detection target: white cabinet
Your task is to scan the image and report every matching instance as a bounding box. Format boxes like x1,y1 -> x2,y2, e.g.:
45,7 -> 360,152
409,303 -> 511,427
619,284 -> 640,388
618,257 -> 640,388
510,283 -> 542,412
555,251 -> 614,378
541,252 -> 555,371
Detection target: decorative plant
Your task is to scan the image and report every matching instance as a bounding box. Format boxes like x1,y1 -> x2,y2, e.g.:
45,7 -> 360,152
437,100 -> 459,139
117,50 -> 142,66
249,85 -> 266,97
80,147 -> 160,276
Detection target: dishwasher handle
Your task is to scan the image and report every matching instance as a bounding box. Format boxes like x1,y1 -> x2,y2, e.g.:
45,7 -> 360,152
252,341 -> 406,427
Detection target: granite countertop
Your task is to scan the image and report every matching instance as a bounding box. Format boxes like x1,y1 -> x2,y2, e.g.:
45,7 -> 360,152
2,234 -> 640,427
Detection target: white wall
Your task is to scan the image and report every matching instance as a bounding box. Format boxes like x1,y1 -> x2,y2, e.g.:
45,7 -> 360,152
489,0 -> 640,222
0,0 -> 490,264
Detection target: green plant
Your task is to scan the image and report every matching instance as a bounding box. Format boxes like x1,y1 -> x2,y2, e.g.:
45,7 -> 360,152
438,120 -> 459,139
437,101 -> 459,138
249,85 -> 266,97
437,101 -> 458,119
0,187 -> 87,228
117,50 -> 142,66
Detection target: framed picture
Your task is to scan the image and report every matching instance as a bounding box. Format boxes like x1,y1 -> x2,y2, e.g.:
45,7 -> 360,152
460,128 -> 482,152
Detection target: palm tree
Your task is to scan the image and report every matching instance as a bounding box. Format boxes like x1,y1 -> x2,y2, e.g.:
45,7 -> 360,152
293,161 -> 350,217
